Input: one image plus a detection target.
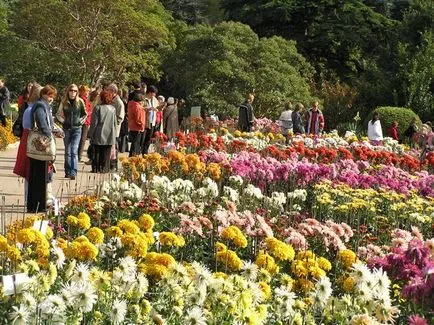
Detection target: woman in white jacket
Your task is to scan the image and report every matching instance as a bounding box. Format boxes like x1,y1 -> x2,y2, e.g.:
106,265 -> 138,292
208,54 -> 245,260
367,112 -> 383,145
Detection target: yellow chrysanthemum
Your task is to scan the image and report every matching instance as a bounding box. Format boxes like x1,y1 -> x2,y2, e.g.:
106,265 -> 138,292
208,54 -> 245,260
291,261 -> 309,278
45,227 -> 53,240
216,242 -> 227,253
342,276 -> 356,292
65,237 -> 98,261
105,226 -> 123,238
221,226 -> 248,248
86,227 -> 104,244
216,249 -> 243,271
138,214 -> 155,231
6,246 -> 22,262
265,237 -> 295,261
317,257 -> 332,271
117,220 -> 140,234
338,249 -> 357,268
255,251 -> 279,275
139,263 -> 168,280
0,235 -> 8,251
309,266 -> 326,279
258,281 -> 272,301
56,238 -> 68,250
77,213 -> 91,230
213,272 -> 228,279
296,250 -> 315,260
296,278 -> 314,293
66,215 -> 78,227
17,228 -> 36,245
159,232 -> 185,247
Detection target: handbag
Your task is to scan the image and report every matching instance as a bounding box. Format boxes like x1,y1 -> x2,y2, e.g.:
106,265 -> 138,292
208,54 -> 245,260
26,106 -> 56,161
12,119 -> 23,137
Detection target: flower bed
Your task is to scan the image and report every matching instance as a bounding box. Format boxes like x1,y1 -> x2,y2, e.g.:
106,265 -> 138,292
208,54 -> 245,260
1,128 -> 433,324
0,118 -> 17,151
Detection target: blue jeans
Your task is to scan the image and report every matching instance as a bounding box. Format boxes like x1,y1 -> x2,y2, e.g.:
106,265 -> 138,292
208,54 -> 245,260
64,128 -> 82,177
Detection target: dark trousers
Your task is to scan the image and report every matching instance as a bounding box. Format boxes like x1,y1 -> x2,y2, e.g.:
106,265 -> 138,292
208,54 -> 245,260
27,158 -> 47,212
118,135 -> 129,153
78,124 -> 89,161
92,145 -> 112,173
129,131 -> 144,157
141,126 -> 155,155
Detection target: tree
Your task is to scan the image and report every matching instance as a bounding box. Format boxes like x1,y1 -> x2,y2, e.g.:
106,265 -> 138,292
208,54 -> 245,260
161,0 -> 225,24
163,21 -> 314,118
2,0 -> 172,90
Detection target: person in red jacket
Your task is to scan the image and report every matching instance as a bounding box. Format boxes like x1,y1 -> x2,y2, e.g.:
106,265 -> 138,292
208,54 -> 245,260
388,121 -> 399,141
128,92 -> 146,156
78,85 -> 93,162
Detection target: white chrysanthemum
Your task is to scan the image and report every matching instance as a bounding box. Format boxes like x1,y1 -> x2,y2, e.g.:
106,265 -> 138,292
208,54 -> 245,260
311,276 -> 332,307
168,262 -> 189,279
223,186 -> 239,203
71,263 -> 90,283
288,189 -> 307,201
118,256 -> 137,273
207,277 -> 224,298
39,294 -> 66,317
64,260 -> 77,280
357,282 -> 373,302
21,292 -> 37,310
242,261 -> 259,281
203,177 -> 219,198
372,268 -> 391,294
51,244 -> 65,270
134,274 -> 149,298
271,191 -> 287,205
73,283 -> 97,312
10,304 -> 30,325
191,261 -> 212,287
111,299 -> 127,325
351,261 -> 371,285
185,285 -> 206,307
248,282 -> 263,305
184,307 -> 207,325
60,282 -> 77,306
245,184 -> 263,200
229,175 -> 243,186
274,287 -> 297,318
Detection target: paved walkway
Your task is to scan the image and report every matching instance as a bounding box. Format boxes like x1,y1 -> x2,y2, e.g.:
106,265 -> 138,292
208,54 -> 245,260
0,139 -> 116,222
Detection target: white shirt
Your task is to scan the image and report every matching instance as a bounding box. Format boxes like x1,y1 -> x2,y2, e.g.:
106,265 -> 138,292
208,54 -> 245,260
367,119 -> 383,141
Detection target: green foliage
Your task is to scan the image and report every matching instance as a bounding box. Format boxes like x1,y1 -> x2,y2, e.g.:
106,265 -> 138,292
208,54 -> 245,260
161,0 -> 224,24
365,106 -> 422,137
163,22 -> 314,118
221,0 -> 395,80
1,0 -> 172,94
316,81 -> 358,130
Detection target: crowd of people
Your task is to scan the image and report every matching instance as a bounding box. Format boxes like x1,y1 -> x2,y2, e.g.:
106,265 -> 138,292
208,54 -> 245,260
8,80 -> 182,213
2,77 -> 434,214
238,95 -> 325,137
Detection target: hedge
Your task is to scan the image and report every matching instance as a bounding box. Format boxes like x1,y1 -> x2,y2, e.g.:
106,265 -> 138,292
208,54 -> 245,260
364,107 -> 422,138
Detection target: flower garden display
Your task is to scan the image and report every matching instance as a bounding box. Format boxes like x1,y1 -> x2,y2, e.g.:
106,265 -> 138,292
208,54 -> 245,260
1,127 -> 433,324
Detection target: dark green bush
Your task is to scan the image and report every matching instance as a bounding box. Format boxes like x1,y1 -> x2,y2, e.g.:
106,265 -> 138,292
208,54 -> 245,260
364,107 -> 422,138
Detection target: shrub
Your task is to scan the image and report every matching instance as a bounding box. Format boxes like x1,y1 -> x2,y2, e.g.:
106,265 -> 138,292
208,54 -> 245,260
0,118 -> 17,150
363,107 -> 422,138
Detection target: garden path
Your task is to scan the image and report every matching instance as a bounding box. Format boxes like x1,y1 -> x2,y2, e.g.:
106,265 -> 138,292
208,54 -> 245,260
0,139 -> 116,225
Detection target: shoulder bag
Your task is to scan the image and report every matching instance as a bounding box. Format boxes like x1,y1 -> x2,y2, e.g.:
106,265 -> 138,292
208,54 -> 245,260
26,106 -> 56,161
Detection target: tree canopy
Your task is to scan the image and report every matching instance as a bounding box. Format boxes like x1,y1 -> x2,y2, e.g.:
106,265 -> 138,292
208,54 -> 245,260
163,22 -> 314,118
0,0 -> 432,123
0,0 -> 172,91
